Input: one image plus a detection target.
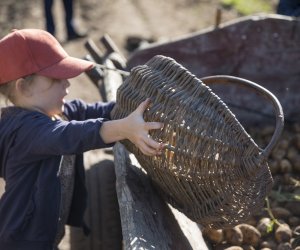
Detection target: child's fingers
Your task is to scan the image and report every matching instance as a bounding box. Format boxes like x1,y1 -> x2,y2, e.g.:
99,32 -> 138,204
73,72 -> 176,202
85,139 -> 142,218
144,136 -> 162,151
145,122 -> 163,131
138,141 -> 158,156
136,98 -> 151,114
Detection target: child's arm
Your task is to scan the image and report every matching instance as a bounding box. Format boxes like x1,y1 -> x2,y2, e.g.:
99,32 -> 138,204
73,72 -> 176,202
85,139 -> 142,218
63,99 -> 115,121
100,99 -> 163,156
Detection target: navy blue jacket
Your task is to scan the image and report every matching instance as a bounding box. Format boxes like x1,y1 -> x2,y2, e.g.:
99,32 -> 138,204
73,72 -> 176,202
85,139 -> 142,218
0,99 -> 115,250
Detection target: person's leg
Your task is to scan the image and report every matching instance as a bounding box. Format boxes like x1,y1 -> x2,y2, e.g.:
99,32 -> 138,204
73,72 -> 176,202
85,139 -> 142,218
277,0 -> 300,16
62,0 -> 74,36
44,0 -> 55,35
62,0 -> 87,40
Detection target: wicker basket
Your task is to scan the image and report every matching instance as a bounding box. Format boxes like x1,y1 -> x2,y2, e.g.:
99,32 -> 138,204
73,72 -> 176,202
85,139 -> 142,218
111,55 -> 284,229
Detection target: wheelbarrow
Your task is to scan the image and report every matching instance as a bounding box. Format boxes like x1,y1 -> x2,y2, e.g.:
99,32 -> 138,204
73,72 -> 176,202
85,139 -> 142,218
77,13 -> 297,250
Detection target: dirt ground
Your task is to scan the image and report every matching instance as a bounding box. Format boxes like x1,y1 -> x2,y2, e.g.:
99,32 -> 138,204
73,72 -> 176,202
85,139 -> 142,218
0,0 -> 278,101
0,0 -> 279,249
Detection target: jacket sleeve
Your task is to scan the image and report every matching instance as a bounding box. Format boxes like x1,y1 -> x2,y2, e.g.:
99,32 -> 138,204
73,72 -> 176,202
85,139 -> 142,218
16,112 -> 115,157
63,99 -> 116,121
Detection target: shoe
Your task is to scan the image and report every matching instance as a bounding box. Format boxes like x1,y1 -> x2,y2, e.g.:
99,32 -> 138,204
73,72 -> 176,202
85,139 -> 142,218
67,31 -> 87,41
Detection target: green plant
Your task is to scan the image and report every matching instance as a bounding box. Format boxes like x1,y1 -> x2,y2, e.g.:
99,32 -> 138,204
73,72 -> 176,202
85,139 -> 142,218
264,197 -> 282,233
221,0 -> 273,15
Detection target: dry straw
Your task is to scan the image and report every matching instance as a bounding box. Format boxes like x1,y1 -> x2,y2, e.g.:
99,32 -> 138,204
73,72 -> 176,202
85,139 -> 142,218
111,55 -> 284,228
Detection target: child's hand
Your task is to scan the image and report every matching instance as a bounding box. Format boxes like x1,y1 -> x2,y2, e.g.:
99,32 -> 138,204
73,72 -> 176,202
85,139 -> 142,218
100,99 -> 164,156
121,98 -> 164,156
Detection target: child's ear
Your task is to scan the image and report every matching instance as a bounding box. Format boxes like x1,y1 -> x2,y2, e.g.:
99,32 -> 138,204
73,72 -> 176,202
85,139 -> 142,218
15,78 -> 31,97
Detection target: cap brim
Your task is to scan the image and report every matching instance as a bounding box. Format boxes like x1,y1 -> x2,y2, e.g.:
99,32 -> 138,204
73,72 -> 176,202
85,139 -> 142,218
37,56 -> 94,79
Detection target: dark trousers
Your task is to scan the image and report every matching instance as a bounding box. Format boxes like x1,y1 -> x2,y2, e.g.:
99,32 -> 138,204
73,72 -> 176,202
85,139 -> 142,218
44,0 -> 75,36
277,0 -> 300,16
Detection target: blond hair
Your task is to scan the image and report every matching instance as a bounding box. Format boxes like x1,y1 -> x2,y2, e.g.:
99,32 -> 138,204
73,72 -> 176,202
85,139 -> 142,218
0,75 -> 34,105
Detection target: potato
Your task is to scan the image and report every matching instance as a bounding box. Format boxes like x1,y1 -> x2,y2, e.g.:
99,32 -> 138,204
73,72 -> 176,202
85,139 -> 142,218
277,242 -> 292,250
241,245 -> 255,250
202,228 -> 224,244
271,148 -> 286,161
278,139 -> 290,150
261,126 -> 274,136
214,243 -> 231,250
275,224 -> 292,243
272,207 -> 291,221
260,239 -> 277,249
285,201 -> 300,217
293,225 -> 300,238
237,224 -> 261,247
269,159 -> 280,175
280,159 -> 292,173
283,173 -> 295,185
223,247 -> 243,250
287,147 -> 298,162
245,216 -> 257,227
288,216 -> 300,227
290,155 -> 300,173
256,217 -> 272,236
291,237 -> 300,250
223,227 -> 243,246
292,124 -> 300,133
293,134 -> 300,150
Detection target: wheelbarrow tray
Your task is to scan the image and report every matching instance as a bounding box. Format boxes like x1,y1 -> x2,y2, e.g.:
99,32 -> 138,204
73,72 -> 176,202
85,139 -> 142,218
127,14 -> 300,126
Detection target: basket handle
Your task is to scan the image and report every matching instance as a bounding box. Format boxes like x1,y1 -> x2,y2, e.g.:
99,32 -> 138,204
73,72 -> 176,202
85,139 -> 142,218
200,75 -> 284,158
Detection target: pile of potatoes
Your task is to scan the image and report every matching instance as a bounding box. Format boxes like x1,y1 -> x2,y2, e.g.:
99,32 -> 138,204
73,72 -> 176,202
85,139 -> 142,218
202,123 -> 300,250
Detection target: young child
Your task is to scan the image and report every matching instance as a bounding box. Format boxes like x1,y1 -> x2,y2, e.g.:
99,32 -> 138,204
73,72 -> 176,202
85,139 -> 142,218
0,29 -> 163,250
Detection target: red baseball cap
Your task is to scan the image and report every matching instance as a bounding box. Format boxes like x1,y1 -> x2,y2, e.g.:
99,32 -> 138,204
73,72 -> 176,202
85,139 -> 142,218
0,29 -> 94,84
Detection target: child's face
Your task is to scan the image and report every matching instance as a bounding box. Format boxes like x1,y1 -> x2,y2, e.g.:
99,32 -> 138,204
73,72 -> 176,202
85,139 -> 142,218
27,75 -> 70,116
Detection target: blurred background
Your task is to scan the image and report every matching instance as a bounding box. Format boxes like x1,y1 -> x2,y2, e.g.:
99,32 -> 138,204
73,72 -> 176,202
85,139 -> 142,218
0,0 -> 280,46
0,0 -> 280,102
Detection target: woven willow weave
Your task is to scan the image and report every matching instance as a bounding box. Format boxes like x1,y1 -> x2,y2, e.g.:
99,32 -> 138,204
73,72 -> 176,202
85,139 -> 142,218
111,55 -> 281,229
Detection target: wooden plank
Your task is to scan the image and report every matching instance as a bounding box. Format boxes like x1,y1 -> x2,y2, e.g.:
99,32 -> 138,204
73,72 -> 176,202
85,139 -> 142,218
101,58 -> 122,102
83,55 -> 104,87
100,34 -> 126,61
113,143 -> 209,250
85,39 -> 104,64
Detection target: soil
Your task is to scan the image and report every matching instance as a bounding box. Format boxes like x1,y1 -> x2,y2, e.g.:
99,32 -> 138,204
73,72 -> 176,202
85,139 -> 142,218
1,0 -> 247,102
0,0 -> 282,249
0,0 -> 279,101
